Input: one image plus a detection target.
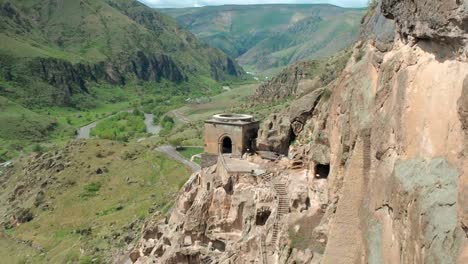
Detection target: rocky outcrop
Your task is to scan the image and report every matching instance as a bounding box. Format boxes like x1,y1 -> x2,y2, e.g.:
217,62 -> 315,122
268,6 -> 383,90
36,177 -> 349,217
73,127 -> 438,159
381,0 -> 468,58
360,1 -> 396,52
128,156 -> 328,263
23,52 -> 186,105
253,50 -> 351,103
254,61 -> 319,102
125,52 -> 186,83
381,0 -> 467,41
257,88 -> 327,155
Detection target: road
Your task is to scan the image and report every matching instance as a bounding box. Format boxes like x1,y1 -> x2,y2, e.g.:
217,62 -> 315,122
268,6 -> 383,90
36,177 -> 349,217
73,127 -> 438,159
170,110 -> 190,124
76,122 -> 98,139
156,145 -> 201,173
76,111 -> 161,139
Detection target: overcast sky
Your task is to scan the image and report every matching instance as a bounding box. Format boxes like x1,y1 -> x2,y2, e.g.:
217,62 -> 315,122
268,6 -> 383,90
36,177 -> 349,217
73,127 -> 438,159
139,0 -> 368,8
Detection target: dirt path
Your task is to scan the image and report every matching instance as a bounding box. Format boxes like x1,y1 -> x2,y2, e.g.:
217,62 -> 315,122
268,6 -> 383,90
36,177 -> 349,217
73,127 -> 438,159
156,145 -> 201,173
170,110 -> 190,124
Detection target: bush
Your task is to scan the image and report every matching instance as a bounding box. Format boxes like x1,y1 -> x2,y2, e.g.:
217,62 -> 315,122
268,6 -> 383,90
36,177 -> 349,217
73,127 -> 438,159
159,115 -> 175,136
32,144 -> 44,153
80,182 -> 102,199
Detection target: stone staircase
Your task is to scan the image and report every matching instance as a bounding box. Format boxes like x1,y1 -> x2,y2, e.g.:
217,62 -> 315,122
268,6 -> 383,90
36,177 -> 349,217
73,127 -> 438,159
259,173 -> 290,252
271,182 -> 289,248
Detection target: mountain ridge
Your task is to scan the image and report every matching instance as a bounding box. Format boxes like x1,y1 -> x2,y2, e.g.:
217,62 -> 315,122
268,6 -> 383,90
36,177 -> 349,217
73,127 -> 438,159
160,4 -> 365,74
0,0 -> 244,107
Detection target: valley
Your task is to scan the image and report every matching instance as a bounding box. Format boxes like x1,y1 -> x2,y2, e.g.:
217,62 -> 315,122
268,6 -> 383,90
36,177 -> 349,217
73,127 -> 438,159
1,0 -> 467,263
161,4 -> 365,76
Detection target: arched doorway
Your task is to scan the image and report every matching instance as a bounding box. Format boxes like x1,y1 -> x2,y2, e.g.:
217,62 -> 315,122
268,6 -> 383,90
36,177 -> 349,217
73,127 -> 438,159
221,137 -> 232,154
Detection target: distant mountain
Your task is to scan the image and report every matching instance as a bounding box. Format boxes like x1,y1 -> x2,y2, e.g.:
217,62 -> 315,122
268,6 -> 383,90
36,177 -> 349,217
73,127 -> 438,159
0,0 -> 244,107
161,4 -> 365,74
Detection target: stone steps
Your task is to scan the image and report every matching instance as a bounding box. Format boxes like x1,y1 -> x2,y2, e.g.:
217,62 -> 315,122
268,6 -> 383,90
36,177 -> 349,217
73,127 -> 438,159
270,181 -> 289,248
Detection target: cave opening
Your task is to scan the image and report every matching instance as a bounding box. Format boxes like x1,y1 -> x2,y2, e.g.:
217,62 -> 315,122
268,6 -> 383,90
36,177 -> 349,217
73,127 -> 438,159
315,164 -> 330,179
255,208 -> 271,226
212,239 -> 226,252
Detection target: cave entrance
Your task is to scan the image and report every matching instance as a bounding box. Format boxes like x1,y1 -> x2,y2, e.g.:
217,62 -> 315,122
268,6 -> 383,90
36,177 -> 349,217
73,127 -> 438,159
221,137 -> 232,154
255,207 -> 271,226
315,164 -> 330,179
211,239 -> 226,252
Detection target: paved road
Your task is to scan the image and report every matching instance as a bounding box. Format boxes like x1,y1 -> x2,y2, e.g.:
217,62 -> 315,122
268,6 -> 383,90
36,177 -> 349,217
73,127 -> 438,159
76,110 -> 161,139
156,145 -> 201,173
77,121 -> 98,139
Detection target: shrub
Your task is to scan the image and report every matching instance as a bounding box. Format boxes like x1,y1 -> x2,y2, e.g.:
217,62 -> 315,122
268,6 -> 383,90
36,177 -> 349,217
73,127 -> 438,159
32,144 -> 44,153
80,182 -> 102,199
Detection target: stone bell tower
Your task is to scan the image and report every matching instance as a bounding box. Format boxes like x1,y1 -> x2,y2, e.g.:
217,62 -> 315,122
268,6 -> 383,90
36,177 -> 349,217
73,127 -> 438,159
204,114 -> 259,157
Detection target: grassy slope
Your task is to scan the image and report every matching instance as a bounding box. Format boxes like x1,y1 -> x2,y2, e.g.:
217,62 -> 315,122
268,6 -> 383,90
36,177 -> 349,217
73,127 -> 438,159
0,96 -> 74,161
0,139 -> 190,263
162,4 -> 365,74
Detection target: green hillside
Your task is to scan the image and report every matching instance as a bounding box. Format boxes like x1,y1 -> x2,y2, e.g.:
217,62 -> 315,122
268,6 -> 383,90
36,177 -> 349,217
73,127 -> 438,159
0,0 -> 244,105
0,0 -> 246,158
161,4 -> 365,75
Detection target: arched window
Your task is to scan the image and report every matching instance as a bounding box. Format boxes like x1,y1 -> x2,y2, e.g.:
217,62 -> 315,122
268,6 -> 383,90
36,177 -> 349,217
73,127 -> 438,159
221,137 -> 232,154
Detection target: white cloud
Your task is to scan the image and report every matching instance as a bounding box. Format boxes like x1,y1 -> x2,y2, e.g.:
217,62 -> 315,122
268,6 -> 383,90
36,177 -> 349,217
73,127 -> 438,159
138,0 -> 368,8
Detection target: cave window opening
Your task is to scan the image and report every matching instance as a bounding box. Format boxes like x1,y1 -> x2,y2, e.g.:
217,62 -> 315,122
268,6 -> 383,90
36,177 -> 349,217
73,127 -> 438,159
268,122 -> 273,130
221,137 -> 232,154
255,208 -> 271,226
315,164 -> 330,179
207,182 -> 211,191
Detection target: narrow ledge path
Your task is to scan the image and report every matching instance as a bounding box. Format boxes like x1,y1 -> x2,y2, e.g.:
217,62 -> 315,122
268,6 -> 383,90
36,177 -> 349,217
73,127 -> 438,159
156,145 -> 201,173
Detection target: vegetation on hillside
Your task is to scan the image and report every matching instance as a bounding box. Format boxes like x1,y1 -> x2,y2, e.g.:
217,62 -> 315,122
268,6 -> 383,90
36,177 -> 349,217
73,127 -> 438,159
0,140 -> 190,263
162,4 -> 365,75
91,110 -> 146,142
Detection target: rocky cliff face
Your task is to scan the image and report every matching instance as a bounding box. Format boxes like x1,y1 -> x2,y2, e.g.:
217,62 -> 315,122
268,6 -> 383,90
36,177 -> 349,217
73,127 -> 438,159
130,1 -> 468,263
253,49 -> 352,103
